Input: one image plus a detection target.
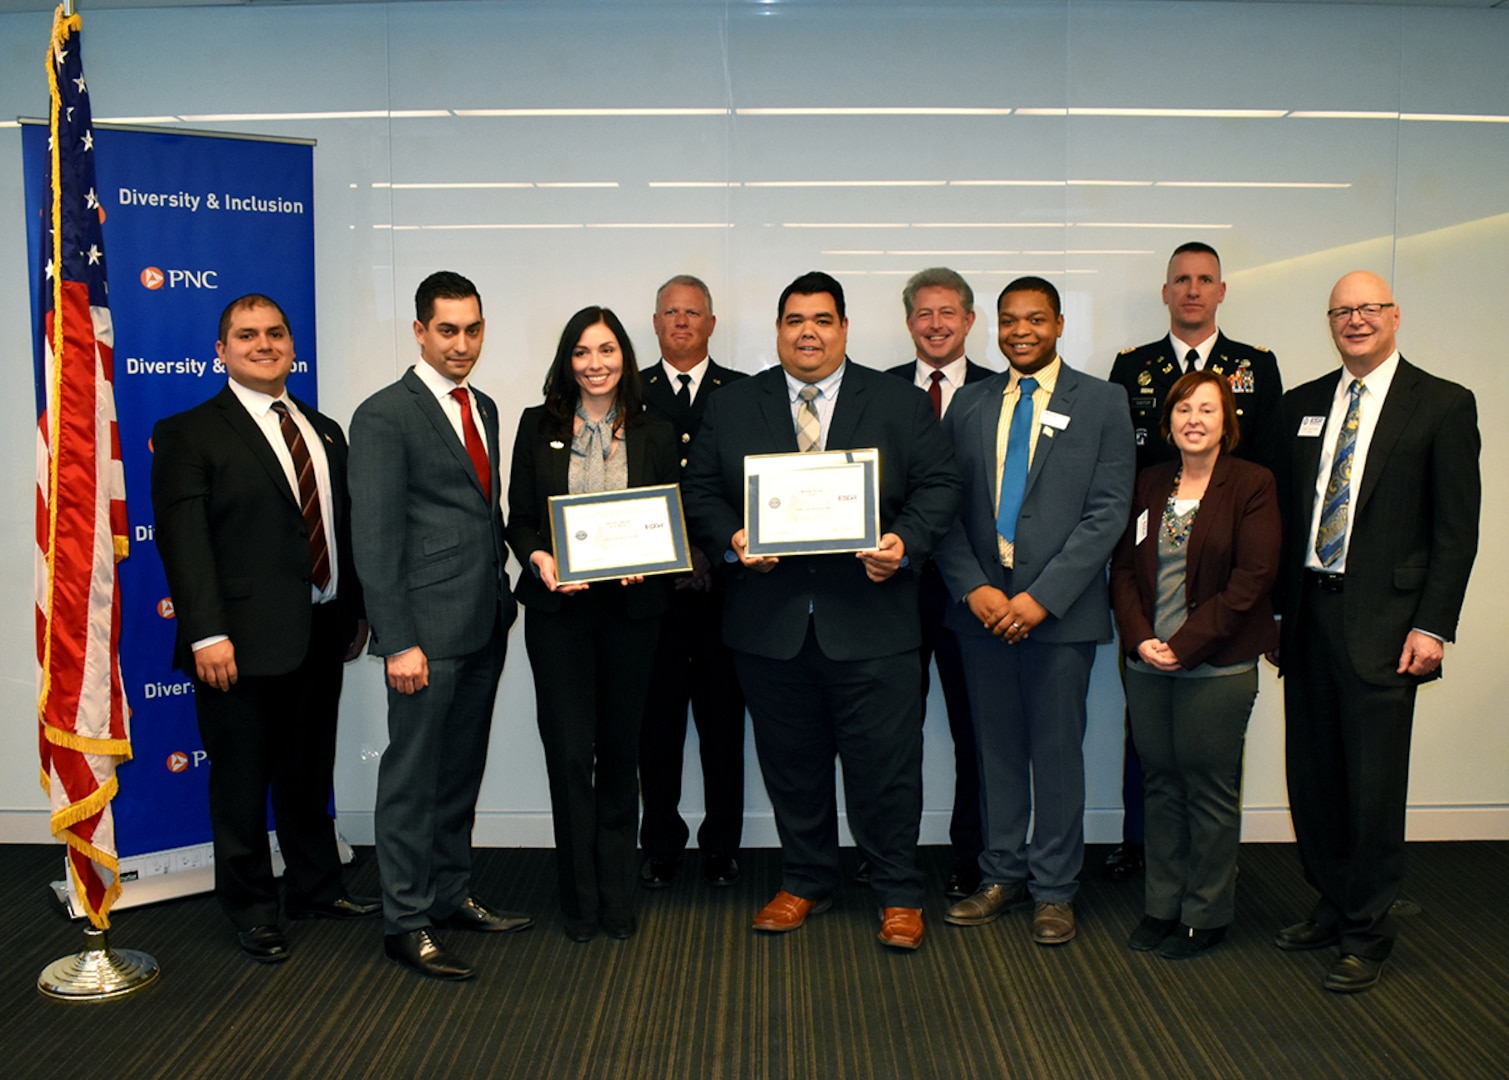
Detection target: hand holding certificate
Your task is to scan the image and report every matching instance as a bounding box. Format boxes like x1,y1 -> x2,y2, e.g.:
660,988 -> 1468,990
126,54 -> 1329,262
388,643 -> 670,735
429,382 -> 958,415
548,484 -> 693,585
743,449 -> 881,557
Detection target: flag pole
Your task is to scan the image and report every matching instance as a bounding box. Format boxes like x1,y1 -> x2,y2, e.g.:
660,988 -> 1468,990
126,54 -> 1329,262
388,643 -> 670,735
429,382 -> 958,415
34,0 -> 160,1002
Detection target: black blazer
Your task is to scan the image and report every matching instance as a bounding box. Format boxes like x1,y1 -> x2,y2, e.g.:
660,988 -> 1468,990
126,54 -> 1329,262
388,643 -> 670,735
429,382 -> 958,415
884,357 -> 996,398
1110,331 -> 1284,476
1277,357 -> 1480,687
1110,454 -> 1280,669
505,404 -> 679,618
151,384 -> 362,676
681,361 -> 961,662
641,358 -> 746,468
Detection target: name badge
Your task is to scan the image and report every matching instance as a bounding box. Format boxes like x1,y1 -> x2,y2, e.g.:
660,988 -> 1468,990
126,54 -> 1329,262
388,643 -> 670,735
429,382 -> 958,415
1135,508 -> 1149,545
1297,416 -> 1326,438
1041,409 -> 1070,430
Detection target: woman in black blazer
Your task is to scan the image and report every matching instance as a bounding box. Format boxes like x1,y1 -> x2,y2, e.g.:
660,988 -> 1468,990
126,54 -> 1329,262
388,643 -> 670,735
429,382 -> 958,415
506,306 -> 677,943
1109,369 -> 1280,960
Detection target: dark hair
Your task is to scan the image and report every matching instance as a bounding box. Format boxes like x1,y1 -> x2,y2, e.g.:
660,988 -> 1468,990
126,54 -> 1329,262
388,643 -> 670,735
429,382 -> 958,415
1160,368 -> 1240,454
415,270 -> 482,325
997,276 -> 1061,318
217,293 -> 288,343
656,274 -> 714,315
542,306 -> 644,435
1169,241 -> 1221,270
903,267 -> 974,317
778,271 -> 846,322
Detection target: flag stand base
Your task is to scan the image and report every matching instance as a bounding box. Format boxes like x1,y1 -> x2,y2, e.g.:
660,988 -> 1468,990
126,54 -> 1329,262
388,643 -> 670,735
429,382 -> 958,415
38,927 -> 160,1002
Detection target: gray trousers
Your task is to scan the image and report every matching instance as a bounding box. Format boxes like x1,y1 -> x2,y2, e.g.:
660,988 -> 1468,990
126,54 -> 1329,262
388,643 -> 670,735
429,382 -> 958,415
1123,666 -> 1257,929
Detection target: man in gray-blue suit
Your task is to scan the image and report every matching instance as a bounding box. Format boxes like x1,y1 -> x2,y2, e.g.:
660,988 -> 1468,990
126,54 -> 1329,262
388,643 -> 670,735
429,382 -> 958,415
934,276 -> 1134,946
350,271 -> 532,981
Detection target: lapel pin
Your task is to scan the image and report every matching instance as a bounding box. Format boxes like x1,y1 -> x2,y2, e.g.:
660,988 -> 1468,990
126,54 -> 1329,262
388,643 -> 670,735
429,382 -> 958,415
550,440 -> 565,450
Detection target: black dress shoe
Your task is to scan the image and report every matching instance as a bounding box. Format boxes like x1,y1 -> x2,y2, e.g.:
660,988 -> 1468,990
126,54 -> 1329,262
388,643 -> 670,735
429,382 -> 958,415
433,896 -> 534,933
286,894 -> 382,921
1127,915 -> 1178,952
639,856 -> 679,889
853,858 -> 873,885
564,916 -> 597,943
703,854 -> 740,886
237,924 -> 290,964
1102,844 -> 1144,882
1156,923 -> 1226,960
1325,953 -> 1384,993
384,928 -> 474,980
601,910 -> 637,940
1274,919 -> 1340,951
945,862 -> 981,901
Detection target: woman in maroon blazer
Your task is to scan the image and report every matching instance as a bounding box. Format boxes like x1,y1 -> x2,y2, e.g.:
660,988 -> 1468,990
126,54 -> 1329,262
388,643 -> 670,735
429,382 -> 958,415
1110,369 -> 1280,960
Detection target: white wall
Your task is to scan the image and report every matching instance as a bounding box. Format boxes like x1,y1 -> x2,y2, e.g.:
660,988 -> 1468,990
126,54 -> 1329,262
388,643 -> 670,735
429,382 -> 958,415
2,0 -> 1505,847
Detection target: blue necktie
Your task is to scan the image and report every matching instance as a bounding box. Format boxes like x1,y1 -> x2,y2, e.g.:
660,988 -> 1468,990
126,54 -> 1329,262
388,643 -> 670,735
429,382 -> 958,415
995,377 -> 1038,543
1316,379 -> 1363,568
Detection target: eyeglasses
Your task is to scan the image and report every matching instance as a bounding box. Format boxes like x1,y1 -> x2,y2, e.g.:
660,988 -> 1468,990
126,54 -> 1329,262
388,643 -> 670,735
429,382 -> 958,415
1326,302 -> 1395,324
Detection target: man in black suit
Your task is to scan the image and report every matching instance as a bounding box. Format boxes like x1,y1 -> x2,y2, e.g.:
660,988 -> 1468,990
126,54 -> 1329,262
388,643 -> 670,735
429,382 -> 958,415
1104,242 -> 1285,883
637,275 -> 748,890
152,294 -> 378,964
350,272 -> 532,981
683,271 -> 960,951
883,267 -> 992,901
1275,270 -> 1480,993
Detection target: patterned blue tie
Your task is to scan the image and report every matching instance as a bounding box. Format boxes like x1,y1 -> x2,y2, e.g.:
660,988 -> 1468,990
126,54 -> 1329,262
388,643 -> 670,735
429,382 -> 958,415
995,377 -> 1038,543
1315,379 -> 1363,568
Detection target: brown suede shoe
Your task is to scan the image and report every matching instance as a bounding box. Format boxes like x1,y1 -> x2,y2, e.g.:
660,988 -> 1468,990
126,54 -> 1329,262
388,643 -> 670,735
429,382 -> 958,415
1032,901 -> 1077,945
877,907 -> 924,950
752,890 -> 832,933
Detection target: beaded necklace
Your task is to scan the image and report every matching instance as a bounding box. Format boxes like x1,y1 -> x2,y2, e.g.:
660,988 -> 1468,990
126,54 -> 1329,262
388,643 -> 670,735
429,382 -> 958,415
1161,466 -> 1200,548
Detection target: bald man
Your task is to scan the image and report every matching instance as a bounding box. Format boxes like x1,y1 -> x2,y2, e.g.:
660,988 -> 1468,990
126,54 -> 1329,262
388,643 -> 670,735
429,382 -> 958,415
1275,271 -> 1480,993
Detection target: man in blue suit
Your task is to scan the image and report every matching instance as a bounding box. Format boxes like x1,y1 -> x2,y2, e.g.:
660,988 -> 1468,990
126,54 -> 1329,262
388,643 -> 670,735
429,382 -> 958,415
350,271 -> 533,981
935,277 -> 1134,945
682,271 -> 960,951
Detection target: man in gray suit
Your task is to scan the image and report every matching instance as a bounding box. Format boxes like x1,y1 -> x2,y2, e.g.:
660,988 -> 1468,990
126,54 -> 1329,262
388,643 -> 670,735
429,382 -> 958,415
935,276 -> 1134,946
350,271 -> 532,981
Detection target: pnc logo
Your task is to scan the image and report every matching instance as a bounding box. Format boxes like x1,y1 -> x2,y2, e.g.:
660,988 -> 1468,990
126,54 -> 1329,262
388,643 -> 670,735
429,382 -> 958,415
166,751 -> 188,773
140,266 -> 165,290
157,597 -> 175,619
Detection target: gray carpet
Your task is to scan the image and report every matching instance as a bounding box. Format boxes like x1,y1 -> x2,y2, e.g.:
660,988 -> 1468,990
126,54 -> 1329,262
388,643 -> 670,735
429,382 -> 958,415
3,842 -> 1507,1079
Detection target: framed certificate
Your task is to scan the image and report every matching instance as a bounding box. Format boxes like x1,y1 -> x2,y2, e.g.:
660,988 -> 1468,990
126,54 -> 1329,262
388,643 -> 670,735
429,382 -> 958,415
744,449 -> 881,557
548,484 -> 693,584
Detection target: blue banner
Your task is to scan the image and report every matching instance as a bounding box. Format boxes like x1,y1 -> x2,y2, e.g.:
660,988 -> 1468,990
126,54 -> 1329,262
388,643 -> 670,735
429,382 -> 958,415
24,124 -> 316,864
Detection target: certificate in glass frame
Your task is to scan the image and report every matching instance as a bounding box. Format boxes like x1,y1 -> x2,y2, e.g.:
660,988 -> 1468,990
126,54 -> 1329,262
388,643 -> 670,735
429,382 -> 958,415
548,483 -> 693,584
743,449 -> 881,557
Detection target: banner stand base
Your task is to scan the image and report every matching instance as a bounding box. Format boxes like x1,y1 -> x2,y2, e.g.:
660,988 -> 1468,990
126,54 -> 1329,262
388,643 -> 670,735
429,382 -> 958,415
38,927 -> 160,1002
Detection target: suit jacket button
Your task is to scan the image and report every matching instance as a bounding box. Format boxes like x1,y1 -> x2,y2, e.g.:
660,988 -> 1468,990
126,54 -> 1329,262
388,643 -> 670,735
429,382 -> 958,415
681,433 -> 691,444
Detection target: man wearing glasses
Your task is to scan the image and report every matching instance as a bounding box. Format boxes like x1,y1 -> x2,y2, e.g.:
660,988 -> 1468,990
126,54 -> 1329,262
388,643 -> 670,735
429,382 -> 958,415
1275,270 -> 1480,993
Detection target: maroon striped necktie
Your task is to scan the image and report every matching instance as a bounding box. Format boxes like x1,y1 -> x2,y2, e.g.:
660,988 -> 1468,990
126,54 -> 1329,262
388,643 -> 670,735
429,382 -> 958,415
270,401 -> 331,591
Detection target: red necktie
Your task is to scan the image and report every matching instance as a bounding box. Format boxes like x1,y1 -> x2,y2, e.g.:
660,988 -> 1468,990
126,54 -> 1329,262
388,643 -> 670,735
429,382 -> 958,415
270,401 -> 331,591
928,370 -> 944,421
449,387 -> 491,502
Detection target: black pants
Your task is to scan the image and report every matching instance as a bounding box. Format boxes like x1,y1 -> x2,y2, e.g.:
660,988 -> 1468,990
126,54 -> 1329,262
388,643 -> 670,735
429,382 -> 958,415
526,589 -> 661,920
736,622 -> 925,908
1285,579 -> 1416,960
194,603 -> 347,929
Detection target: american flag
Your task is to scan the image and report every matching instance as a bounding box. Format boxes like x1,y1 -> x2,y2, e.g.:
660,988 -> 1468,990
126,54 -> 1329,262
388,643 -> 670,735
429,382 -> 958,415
36,4 -> 133,929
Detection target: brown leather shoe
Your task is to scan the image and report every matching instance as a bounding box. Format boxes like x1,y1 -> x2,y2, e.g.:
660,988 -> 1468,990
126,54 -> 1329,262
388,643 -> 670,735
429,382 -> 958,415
752,890 -> 832,933
1032,901 -> 1077,945
944,882 -> 1028,926
877,907 -> 924,950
